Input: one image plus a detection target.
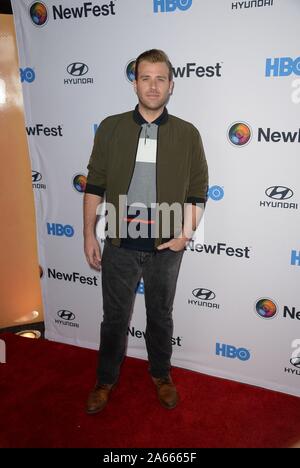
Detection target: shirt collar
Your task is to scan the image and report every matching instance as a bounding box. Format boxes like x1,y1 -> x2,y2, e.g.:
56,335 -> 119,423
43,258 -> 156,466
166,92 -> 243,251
133,105 -> 168,126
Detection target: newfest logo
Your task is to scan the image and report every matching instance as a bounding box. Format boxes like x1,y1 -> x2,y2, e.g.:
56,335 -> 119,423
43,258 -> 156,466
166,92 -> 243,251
32,170 -> 46,190
186,241 -> 251,259
55,310 -> 79,328
172,62 -> 222,79
231,0 -> 273,9
228,122 -> 252,146
125,60 -> 136,83
29,2 -> 48,26
284,306 -> 300,321
47,268 -> 99,286
29,1 -> 117,25
258,127 -> 300,143
188,288 -> 220,310
284,339 -> 300,376
127,327 -> 182,347
255,298 -> 278,319
153,0 -> 192,13
255,298 -> 300,321
125,59 -> 222,81
228,121 -> 300,145
72,174 -> 87,193
26,124 -> 63,137
259,186 -> 298,210
64,63 -> 94,86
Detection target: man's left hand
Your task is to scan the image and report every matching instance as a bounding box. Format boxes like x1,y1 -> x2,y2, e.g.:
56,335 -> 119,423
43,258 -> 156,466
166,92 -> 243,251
157,237 -> 189,252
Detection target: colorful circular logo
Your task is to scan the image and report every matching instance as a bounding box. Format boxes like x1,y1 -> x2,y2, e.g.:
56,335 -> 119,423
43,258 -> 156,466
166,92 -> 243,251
125,60 -> 136,83
29,2 -> 48,27
73,174 -> 86,193
255,298 -> 278,319
228,122 -> 252,146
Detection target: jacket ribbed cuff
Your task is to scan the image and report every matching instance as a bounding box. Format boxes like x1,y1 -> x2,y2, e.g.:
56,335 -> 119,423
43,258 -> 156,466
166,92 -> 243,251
186,196 -> 206,205
85,183 -> 105,197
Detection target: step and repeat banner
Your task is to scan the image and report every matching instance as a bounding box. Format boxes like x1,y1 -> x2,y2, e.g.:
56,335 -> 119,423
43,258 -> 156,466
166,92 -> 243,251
11,0 -> 300,397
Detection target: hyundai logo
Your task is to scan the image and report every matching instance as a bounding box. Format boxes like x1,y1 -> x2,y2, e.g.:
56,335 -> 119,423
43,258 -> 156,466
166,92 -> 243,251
192,288 -> 216,301
290,356 -> 300,368
67,63 -> 89,77
57,310 -> 75,321
32,171 -> 42,182
265,186 -> 293,200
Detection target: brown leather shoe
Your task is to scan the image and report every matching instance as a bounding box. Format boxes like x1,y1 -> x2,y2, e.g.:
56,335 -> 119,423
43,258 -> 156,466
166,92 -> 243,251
152,375 -> 178,409
86,383 -> 115,414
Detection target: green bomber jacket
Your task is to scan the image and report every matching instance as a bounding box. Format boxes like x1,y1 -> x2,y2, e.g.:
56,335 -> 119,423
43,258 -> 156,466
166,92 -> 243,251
85,107 -> 209,248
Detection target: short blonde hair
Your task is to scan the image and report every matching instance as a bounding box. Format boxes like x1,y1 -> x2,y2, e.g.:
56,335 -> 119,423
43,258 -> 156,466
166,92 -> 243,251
135,49 -> 173,81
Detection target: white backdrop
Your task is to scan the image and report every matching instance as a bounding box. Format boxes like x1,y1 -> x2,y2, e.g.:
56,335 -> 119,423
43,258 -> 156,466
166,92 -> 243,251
12,0 -> 300,397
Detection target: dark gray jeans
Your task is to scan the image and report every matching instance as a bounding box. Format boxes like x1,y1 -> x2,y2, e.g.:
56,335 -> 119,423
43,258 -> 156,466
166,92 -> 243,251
97,240 -> 184,384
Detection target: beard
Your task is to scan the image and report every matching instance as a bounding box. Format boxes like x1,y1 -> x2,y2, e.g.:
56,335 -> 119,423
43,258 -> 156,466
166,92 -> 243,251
137,93 -> 170,112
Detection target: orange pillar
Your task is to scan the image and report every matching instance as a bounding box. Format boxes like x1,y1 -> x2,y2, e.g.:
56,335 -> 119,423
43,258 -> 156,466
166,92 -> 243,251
0,14 -> 43,328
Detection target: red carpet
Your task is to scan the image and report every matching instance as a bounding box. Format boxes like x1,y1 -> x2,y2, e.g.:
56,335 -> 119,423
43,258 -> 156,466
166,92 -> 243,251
0,333 -> 300,448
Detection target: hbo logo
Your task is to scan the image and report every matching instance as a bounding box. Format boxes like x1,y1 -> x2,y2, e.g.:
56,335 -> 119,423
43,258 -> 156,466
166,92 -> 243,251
153,0 -> 192,13
47,223 -> 74,237
216,343 -> 250,361
266,57 -> 300,77
20,67 -> 35,83
208,185 -> 224,201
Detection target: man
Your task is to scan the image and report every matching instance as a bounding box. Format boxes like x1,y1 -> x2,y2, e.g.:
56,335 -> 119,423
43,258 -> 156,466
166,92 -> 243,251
84,49 -> 208,414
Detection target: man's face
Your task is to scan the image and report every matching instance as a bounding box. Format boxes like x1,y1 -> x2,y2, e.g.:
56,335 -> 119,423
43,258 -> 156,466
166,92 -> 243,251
134,60 -> 173,113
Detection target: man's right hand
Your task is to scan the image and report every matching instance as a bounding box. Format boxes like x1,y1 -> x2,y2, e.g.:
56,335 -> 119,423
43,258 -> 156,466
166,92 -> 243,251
84,235 -> 101,270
